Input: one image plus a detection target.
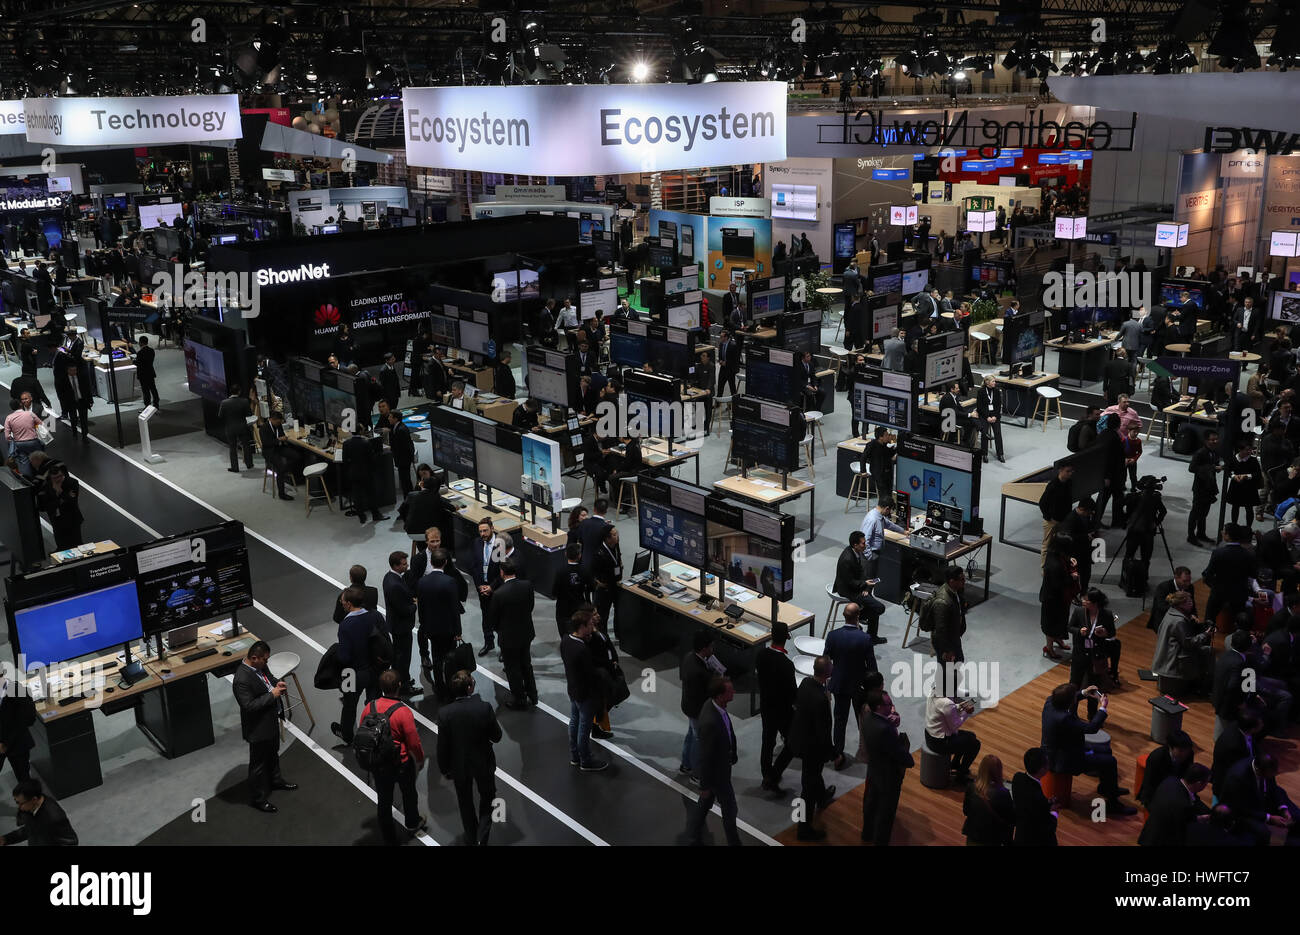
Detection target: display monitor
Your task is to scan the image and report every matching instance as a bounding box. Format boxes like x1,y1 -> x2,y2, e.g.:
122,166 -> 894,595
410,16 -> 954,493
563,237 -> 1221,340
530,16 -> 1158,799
322,385 -> 354,427
1270,290 -> 1300,324
852,368 -> 914,432
1161,283 -> 1205,309
593,239 -> 616,263
610,331 -> 647,367
431,424 -> 475,478
744,359 -> 800,405
731,418 -> 799,470
578,218 -> 604,244
517,269 -> 540,299
429,314 -> 458,346
626,391 -> 678,437
1002,309 -> 1046,365
721,229 -> 755,258
648,242 -> 675,268
896,445 -> 976,523
528,364 -> 572,408
646,337 -> 692,376
666,305 -> 700,329
182,338 -> 227,402
872,271 -> 902,294
706,519 -> 784,598
46,176 -> 72,193
458,319 -> 491,356
133,524 -> 253,633
783,325 -> 819,356
474,436 -> 524,496
139,202 -> 184,230
103,195 -> 128,212
770,183 -> 819,222
639,500 -> 706,566
902,269 -> 930,296
750,288 -> 785,320
14,581 -> 144,670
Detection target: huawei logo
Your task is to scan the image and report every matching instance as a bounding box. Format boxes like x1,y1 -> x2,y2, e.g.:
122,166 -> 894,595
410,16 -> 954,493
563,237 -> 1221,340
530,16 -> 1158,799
314,304 -> 341,327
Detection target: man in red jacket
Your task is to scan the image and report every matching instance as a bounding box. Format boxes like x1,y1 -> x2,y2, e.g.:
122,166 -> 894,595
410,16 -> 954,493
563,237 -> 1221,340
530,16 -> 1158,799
362,670 -> 426,844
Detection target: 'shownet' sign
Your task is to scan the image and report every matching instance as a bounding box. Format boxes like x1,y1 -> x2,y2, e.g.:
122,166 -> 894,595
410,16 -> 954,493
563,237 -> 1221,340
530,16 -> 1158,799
402,83 -> 787,175
23,94 -> 242,146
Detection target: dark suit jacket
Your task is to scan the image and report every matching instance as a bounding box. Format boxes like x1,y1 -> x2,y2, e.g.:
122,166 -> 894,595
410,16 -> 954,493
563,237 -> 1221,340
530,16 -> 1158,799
862,710 -> 913,792
552,562 -> 591,619
134,345 -> 156,379
378,366 -> 400,406
1011,772 -> 1058,846
756,647 -> 796,729
680,652 -> 712,719
0,692 -> 36,752
216,393 -> 251,431
416,571 -> 463,638
332,584 -> 379,624
436,695 -> 501,781
1139,777 -> 1207,846
1212,649 -> 1250,719
232,661 -> 282,743
1211,726 -> 1254,795
833,546 -> 869,598
488,578 -> 535,649
341,434 -> 378,484
494,362 -> 516,399
974,386 -> 1003,419
825,624 -> 876,695
561,633 -> 599,702
1221,757 -> 1294,824
789,677 -> 833,762
1203,544 -> 1255,606
718,338 -> 741,371
695,699 -> 738,791
1149,579 -> 1199,632
383,569 -> 416,629
963,784 -> 1015,846
2,796 -> 78,846
402,488 -> 444,537
388,420 -> 415,464
1138,744 -> 1191,807
1041,698 -> 1108,775
577,515 -> 611,576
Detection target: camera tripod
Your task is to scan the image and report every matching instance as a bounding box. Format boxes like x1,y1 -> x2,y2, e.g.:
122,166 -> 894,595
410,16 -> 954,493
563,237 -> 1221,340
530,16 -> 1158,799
1099,524 -> 1177,611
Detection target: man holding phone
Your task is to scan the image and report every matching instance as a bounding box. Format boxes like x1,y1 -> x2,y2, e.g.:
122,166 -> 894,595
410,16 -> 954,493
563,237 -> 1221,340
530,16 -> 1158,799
232,641 -> 297,813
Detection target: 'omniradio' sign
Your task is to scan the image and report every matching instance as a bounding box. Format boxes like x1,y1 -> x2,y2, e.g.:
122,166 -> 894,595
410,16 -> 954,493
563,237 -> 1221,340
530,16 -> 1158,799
402,83 -> 787,175
255,263 -> 331,287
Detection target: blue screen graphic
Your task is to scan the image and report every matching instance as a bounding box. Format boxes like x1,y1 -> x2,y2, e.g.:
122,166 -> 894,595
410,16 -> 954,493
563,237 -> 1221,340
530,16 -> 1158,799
15,581 -> 144,670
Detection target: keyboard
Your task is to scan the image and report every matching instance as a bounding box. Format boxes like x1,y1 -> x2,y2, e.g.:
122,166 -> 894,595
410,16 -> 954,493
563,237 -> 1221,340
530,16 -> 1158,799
58,693 -> 90,707
182,647 -> 219,664
638,583 -> 664,598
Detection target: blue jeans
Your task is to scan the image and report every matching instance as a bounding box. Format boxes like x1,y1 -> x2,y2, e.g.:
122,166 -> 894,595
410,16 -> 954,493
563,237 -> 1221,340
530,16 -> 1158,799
10,438 -> 43,477
680,717 -> 699,770
569,697 -> 599,765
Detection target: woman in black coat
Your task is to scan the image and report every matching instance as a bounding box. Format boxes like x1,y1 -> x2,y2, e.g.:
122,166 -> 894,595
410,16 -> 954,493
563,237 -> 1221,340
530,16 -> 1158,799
1040,533 -> 1080,660
962,754 -> 1015,846
1225,440 -> 1263,528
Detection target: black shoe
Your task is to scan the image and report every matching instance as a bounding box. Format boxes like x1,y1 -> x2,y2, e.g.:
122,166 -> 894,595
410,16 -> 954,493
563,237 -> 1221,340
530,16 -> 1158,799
478,645 -> 494,657
1186,537 -> 1200,546
797,826 -> 827,842
251,802 -> 278,813
505,700 -> 530,711
570,757 -> 581,767
278,494 -> 295,501
405,816 -> 428,834
1107,798 -> 1138,816
372,514 -> 390,523
761,778 -> 786,794
998,456 -> 1006,463
271,781 -> 298,791
227,468 -> 240,474
818,785 -> 837,810
528,696 -> 539,706
358,512 -> 366,525
591,727 -> 614,739
1115,786 -> 1131,797
330,722 -> 345,742
580,758 -> 610,772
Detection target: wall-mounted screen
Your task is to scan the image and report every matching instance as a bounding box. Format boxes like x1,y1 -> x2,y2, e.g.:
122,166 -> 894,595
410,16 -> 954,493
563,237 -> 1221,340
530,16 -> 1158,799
770,183 -> 819,222
139,202 -> 184,230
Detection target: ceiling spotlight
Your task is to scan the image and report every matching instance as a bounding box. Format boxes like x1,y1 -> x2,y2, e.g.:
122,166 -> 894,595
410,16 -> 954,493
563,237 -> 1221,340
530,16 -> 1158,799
1003,34 -> 1057,78
1147,38 -> 1199,74
632,60 -> 649,81
897,30 -> 948,78
1208,2 -> 1262,71
1267,1 -> 1300,71
953,69 -> 967,80
1059,50 -> 1089,76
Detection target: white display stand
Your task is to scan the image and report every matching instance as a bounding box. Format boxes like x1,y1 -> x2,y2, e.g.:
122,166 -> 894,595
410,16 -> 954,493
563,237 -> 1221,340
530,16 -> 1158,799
138,405 -> 164,463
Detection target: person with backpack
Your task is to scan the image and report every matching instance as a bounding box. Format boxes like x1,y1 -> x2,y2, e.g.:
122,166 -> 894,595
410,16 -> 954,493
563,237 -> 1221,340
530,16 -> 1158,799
1067,406 -> 1101,454
331,586 -> 391,745
356,670 -> 426,845
437,669 -> 503,846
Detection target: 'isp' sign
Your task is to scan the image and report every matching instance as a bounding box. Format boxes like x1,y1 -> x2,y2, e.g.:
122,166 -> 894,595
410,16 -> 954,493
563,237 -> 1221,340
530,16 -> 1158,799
708,196 -> 771,218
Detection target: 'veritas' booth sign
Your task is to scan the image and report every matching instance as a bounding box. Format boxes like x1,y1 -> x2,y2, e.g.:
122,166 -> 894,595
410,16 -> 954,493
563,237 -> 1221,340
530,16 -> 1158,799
402,83 -> 788,175
22,95 -> 243,146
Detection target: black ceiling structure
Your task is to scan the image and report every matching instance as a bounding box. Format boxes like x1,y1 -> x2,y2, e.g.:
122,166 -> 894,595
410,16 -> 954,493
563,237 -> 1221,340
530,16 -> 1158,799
0,0 -> 1288,96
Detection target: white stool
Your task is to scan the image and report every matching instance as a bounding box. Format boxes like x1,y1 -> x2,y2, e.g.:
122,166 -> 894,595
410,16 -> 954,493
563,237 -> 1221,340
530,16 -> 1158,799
1032,386 -> 1063,431
822,584 -> 850,638
803,410 -> 827,456
262,464 -> 299,498
792,655 -> 816,680
559,497 -> 583,516
614,474 -> 639,514
902,582 -> 937,649
970,330 -> 993,365
303,462 -> 334,516
846,460 -> 872,512
712,394 -> 734,437
267,651 -> 315,735
801,427 -> 817,479
793,635 -> 826,657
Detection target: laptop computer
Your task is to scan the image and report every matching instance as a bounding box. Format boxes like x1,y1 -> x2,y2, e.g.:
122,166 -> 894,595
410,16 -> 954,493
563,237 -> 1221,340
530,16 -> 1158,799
164,623 -> 199,650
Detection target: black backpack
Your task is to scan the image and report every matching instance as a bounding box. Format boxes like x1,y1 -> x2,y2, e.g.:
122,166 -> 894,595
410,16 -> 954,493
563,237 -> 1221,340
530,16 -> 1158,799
353,700 -> 403,772
368,618 -> 394,672
1066,420 -> 1085,453
1151,375 -> 1173,410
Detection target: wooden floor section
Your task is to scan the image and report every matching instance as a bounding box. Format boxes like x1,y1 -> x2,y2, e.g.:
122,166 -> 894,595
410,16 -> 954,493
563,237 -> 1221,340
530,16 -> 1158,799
777,592 -> 1300,845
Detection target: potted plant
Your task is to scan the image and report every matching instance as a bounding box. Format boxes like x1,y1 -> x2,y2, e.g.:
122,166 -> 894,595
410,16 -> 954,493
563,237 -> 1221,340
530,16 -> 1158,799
971,297 -> 999,324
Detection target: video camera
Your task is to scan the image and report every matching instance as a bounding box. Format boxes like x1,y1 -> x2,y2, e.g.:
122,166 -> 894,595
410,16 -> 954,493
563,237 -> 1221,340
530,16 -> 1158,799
1137,474 -> 1167,492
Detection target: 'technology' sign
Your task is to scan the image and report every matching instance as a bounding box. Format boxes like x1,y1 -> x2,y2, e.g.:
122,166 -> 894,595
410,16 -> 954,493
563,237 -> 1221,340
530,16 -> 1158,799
402,83 -> 787,175
23,95 -> 242,146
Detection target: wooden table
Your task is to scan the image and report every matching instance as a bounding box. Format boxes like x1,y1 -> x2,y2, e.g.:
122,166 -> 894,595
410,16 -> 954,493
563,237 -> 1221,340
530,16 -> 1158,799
50,539 -> 120,564
713,468 -> 818,542
992,371 -> 1062,427
284,427 -> 397,507
1158,400 -> 1223,459
641,437 -> 702,485
999,475 -> 1052,554
479,396 -> 519,426
446,359 -> 495,393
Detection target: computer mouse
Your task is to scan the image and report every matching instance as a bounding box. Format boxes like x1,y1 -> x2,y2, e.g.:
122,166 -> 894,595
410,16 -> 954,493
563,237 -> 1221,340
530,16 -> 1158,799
222,650 -> 232,657
104,687 -> 114,693
160,669 -> 171,675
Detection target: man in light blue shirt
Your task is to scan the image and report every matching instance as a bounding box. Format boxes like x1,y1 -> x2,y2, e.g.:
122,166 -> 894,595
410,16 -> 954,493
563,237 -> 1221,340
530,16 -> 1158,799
860,497 -> 906,580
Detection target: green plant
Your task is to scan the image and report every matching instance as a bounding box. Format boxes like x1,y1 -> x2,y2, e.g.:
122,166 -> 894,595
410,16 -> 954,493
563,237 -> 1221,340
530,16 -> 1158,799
971,297 -> 999,323
804,269 -> 833,311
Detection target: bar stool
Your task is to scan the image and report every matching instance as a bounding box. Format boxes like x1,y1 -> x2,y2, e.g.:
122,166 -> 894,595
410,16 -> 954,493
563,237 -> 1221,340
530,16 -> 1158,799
800,425 -> 817,479
970,330 -> 993,365
793,635 -> 825,657
0,331 -> 17,364
803,410 -> 827,456
712,394 -> 734,437
822,584 -> 850,637
792,655 -> 816,681
1031,386 -> 1064,431
902,582 -> 937,649
268,651 -> 316,735
845,461 -> 872,512
261,463 -> 299,498
56,286 -> 73,309
614,474 -> 639,514
303,462 -> 334,516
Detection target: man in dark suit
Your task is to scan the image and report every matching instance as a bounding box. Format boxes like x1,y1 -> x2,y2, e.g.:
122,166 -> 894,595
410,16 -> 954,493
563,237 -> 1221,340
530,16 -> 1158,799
488,560 -> 537,709
561,608 -> 607,771
1203,524 -> 1256,628
378,352 -> 401,410
1187,803 -> 1256,846
789,655 -> 834,841
511,397 -> 541,431
470,519 -> 499,656
231,641 -> 295,813
494,350 -> 517,400
385,407 -> 415,497
1041,683 -> 1137,814
383,551 -> 418,697
1188,431 -> 1222,545
217,384 -> 254,472
799,351 -> 824,411
0,674 -> 36,783
342,424 -> 388,524
135,334 -> 159,408
436,669 -> 502,845
717,328 -> 741,396
833,532 -> 876,611
1213,629 -> 1258,737
551,543 -> 591,640
331,587 -> 389,745
679,630 -> 716,780
757,622 -> 797,793
1012,747 -> 1057,846
1212,711 -> 1262,798
1149,566 -> 1195,632
825,604 -> 876,768
1220,753 -> 1298,844
861,687 -> 914,845
423,346 -> 449,399
332,564 -> 380,623
1,779 -> 78,846
974,375 -> 1006,463
685,675 -> 742,846
1137,730 -> 1195,807
1138,765 -> 1211,846
416,549 -> 464,702
402,476 -> 445,542
257,410 -> 299,501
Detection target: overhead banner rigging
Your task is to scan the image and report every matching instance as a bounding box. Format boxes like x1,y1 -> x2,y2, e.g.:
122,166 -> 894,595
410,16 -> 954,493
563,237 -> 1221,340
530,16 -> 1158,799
22,94 -> 243,146
402,82 -> 788,175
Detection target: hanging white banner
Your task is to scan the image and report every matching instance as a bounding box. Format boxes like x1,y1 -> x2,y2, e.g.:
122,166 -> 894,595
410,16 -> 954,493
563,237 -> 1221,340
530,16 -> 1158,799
402,83 -> 787,175
23,94 -> 243,146
0,100 -> 26,135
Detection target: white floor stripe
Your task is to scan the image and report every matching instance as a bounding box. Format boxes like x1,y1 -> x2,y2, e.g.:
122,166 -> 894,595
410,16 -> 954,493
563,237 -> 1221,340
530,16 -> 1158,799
17,377 -> 789,843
